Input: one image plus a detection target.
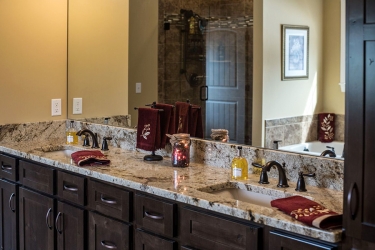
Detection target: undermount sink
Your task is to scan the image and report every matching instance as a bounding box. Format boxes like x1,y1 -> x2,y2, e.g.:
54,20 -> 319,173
35,145 -> 78,158
208,188 -> 274,207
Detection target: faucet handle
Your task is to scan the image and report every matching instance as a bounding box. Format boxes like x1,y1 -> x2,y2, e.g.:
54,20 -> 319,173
82,133 -> 91,147
251,163 -> 269,184
101,137 -> 112,151
295,172 -> 316,192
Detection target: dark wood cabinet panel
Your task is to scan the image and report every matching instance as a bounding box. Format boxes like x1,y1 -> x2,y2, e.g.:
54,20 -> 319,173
56,201 -> 85,250
134,229 -> 177,250
180,207 -> 261,250
135,193 -> 177,238
88,179 -> 132,222
19,160 -> 55,195
19,187 -> 55,250
88,211 -> 131,250
0,153 -> 18,182
0,179 -> 18,250
268,230 -> 338,250
57,171 -> 86,206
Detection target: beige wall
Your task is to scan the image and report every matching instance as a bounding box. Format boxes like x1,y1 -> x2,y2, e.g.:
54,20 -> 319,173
0,0 -> 67,124
128,0 -> 158,124
68,0 -> 129,119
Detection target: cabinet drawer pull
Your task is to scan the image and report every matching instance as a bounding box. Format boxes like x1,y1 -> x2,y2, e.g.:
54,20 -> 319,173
55,212 -> 63,234
145,211 -> 164,220
63,184 -> 78,192
8,193 -> 16,212
100,194 -> 117,204
101,240 -> 117,249
1,164 -> 12,171
46,208 -> 53,229
348,182 -> 359,220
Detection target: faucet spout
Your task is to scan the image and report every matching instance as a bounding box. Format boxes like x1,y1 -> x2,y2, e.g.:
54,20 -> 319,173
320,150 -> 336,157
76,129 -> 100,149
264,160 -> 289,188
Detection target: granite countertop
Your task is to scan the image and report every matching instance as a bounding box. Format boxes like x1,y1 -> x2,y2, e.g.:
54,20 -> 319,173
0,141 -> 343,243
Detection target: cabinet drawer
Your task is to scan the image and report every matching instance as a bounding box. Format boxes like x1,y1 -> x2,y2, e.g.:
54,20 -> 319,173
88,211 -> 131,250
19,160 -> 55,195
135,229 -> 177,250
57,171 -> 86,206
0,154 -> 18,182
269,230 -> 338,250
135,193 -> 177,238
180,207 -> 261,250
88,179 -> 131,222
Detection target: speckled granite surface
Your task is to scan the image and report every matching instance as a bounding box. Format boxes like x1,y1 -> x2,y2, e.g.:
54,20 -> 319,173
0,120 -> 344,243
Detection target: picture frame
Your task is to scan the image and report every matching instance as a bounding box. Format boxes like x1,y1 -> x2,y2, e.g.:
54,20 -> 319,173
281,25 -> 309,80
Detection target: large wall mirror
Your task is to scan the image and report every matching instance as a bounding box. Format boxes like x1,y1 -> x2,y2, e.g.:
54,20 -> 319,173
68,0 -> 345,159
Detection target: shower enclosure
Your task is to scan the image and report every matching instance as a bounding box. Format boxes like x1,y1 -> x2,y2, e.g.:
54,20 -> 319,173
159,1 -> 253,145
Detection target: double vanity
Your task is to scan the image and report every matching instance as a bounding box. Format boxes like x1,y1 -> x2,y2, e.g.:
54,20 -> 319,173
0,120 -> 344,249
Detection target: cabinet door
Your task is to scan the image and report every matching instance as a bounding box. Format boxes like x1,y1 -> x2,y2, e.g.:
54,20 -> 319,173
180,207 -> 260,250
0,179 -> 18,250
56,201 -> 85,250
0,153 -> 18,182
345,0 -> 375,244
19,187 -> 55,250
269,230 -> 338,250
134,229 -> 176,250
88,211 -> 131,250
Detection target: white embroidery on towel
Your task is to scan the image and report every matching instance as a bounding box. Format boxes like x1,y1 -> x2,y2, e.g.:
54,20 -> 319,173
141,124 -> 151,139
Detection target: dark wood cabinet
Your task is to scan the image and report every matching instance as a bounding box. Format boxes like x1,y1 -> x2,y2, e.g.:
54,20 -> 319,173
180,207 -> 261,250
19,160 -> 55,195
56,201 -> 85,250
268,230 -> 338,250
19,187 -> 55,250
134,229 -> 177,250
0,179 -> 18,250
88,211 -> 131,250
0,153 -> 18,182
344,0 -> 375,248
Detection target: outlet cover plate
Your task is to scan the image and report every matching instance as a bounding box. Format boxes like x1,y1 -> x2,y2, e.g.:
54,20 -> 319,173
73,98 -> 82,114
136,82 -> 141,93
51,99 -> 62,116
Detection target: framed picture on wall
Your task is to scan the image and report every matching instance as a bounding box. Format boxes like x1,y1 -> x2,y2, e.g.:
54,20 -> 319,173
281,25 -> 309,80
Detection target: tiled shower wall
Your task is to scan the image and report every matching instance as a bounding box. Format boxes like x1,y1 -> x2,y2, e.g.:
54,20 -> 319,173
264,114 -> 345,149
157,0 -> 253,144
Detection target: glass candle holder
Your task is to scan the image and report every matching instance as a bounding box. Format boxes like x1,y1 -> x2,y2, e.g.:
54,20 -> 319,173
171,134 -> 191,168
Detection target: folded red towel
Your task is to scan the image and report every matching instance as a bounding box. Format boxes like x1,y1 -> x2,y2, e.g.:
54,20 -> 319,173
318,113 -> 335,142
189,105 -> 204,138
154,103 -> 174,148
71,150 -> 110,166
136,108 -> 161,151
175,102 -> 190,133
271,196 -> 342,229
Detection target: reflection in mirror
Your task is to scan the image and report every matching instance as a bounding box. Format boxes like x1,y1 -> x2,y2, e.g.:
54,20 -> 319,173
67,0 -> 345,159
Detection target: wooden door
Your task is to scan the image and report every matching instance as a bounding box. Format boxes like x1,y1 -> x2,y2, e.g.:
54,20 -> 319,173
134,229 -> 176,250
0,179 -> 18,250
56,201 -> 85,250
19,187 -> 55,250
344,0 -> 375,245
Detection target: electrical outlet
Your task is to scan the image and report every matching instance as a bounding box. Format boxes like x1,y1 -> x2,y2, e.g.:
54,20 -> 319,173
73,98 -> 82,114
136,82 -> 141,93
51,99 -> 61,116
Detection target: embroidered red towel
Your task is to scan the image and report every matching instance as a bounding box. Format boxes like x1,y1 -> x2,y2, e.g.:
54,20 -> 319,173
175,102 -> 191,134
271,196 -> 342,229
154,103 -> 174,148
189,105 -> 204,138
318,113 -> 335,142
71,150 -> 110,166
136,108 -> 161,151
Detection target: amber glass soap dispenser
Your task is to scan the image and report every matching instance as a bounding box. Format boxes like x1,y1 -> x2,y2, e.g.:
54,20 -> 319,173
66,120 -> 78,145
231,146 -> 248,180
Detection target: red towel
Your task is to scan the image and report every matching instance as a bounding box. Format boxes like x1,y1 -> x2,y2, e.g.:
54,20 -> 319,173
189,105 -> 204,138
175,102 -> 190,133
318,113 -> 335,142
154,103 -> 174,148
136,108 -> 161,151
271,196 -> 342,229
71,150 -> 110,166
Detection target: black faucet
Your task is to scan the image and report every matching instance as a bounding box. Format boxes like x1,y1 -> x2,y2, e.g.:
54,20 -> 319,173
252,161 -> 289,188
320,150 -> 336,157
76,129 -> 100,149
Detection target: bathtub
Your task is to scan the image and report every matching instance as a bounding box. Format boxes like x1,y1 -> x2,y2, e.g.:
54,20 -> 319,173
279,141 -> 344,158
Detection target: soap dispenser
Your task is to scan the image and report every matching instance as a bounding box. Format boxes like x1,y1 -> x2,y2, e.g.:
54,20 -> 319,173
66,121 -> 78,145
231,146 -> 248,180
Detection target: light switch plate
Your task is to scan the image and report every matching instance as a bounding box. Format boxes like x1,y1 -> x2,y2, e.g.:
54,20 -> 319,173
51,99 -> 62,116
73,98 -> 83,114
136,82 -> 141,93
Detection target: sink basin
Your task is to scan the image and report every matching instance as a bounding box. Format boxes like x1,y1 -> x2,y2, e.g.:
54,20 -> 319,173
42,149 -> 76,158
208,188 -> 274,207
